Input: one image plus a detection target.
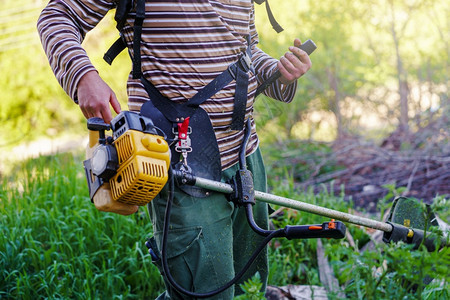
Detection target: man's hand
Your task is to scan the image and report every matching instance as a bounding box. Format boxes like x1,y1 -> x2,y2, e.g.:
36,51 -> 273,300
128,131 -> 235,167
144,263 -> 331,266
77,71 -> 121,124
278,38 -> 312,85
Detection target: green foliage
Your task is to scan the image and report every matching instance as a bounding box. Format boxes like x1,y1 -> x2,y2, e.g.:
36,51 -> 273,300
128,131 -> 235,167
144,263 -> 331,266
1,151 -> 449,299
262,140 -> 340,182
326,239 -> 449,299
235,273 -> 266,300
0,153 -> 164,299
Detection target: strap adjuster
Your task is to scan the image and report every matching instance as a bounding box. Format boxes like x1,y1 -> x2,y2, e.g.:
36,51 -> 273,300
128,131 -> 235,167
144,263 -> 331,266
239,52 -> 253,73
228,52 -> 254,80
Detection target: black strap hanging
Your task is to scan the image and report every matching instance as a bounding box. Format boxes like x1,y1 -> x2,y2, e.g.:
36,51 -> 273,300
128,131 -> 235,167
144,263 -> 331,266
254,0 -> 284,33
103,37 -> 127,65
132,0 -> 145,79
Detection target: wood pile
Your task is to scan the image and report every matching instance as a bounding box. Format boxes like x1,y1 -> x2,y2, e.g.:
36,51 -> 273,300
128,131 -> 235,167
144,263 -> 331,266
265,116 -> 449,299
297,116 -> 450,211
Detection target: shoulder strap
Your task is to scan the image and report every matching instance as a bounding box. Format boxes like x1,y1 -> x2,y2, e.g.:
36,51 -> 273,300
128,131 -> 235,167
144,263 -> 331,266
105,0 -> 283,65
132,0 -> 145,78
103,0 -> 133,65
114,0 -> 133,31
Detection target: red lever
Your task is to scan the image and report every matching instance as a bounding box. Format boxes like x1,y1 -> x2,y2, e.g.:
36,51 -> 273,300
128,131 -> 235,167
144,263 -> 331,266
177,117 -> 190,142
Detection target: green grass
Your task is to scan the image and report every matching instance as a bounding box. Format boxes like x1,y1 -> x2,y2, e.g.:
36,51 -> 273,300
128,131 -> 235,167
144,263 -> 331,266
1,152 -> 449,299
0,153 -> 163,299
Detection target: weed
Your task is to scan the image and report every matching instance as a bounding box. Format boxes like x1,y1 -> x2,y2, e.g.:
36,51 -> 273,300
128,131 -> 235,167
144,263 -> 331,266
235,273 -> 266,300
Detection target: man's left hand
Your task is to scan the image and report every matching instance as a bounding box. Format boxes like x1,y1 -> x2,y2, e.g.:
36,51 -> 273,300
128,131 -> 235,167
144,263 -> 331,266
278,38 -> 312,85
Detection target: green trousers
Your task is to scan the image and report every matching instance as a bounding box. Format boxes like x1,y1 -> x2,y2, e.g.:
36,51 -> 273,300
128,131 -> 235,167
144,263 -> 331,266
148,147 -> 269,299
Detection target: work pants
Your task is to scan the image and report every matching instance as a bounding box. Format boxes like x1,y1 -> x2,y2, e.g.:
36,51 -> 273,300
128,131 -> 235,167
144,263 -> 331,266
148,147 -> 269,299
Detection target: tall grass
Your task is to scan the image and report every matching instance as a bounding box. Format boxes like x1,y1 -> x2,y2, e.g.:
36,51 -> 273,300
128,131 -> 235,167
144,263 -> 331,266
1,152 -> 449,299
0,153 -> 163,299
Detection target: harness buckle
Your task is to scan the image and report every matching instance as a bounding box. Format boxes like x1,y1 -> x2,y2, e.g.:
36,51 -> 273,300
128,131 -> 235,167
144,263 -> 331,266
228,52 -> 254,80
173,117 -> 192,153
239,52 -> 253,73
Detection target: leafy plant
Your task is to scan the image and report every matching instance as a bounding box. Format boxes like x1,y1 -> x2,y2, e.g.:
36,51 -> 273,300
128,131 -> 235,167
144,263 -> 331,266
235,273 -> 266,300
326,239 -> 449,299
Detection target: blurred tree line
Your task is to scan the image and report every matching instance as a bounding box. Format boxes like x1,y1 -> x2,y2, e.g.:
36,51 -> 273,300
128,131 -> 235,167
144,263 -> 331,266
0,0 -> 448,148
254,0 -> 448,142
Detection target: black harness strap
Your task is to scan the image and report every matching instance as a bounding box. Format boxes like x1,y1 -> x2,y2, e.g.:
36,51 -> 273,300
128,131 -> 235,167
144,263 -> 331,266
132,0 -> 145,79
140,77 -> 196,122
254,0 -> 283,33
231,66 -> 249,130
140,49 -> 253,131
103,37 -> 126,65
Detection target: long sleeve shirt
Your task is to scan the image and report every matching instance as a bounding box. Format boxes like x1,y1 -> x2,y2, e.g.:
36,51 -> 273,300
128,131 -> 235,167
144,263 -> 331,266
37,0 -> 297,170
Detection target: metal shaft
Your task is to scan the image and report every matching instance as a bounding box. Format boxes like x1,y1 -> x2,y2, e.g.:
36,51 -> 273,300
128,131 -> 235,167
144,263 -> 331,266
192,175 -> 393,233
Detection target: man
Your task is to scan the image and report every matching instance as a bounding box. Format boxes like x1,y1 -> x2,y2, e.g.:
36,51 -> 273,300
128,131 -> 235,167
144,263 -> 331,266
38,0 -> 311,299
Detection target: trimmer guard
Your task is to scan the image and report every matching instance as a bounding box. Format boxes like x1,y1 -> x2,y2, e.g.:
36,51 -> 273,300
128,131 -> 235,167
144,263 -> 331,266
387,196 -> 438,229
383,196 -> 440,251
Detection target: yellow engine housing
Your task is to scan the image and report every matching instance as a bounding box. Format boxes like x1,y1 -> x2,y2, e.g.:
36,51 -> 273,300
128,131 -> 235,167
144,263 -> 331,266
109,130 -> 171,206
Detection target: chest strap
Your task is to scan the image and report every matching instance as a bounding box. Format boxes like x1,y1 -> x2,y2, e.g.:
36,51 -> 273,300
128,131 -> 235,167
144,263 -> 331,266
140,41 -> 254,131
103,0 -> 145,75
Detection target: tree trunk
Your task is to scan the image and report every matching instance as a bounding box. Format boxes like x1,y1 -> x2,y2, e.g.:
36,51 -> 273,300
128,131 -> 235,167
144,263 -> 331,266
389,0 -> 410,133
327,67 -> 344,138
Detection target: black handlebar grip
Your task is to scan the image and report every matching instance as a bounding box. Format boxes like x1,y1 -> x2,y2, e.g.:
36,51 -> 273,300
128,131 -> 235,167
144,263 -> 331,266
284,221 -> 346,240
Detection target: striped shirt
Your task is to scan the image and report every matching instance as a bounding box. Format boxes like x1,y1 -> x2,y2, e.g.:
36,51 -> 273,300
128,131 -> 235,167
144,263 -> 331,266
37,0 -> 297,170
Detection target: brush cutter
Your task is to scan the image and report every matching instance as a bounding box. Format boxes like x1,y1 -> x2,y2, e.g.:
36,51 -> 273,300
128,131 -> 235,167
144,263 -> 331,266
83,111 -> 448,298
